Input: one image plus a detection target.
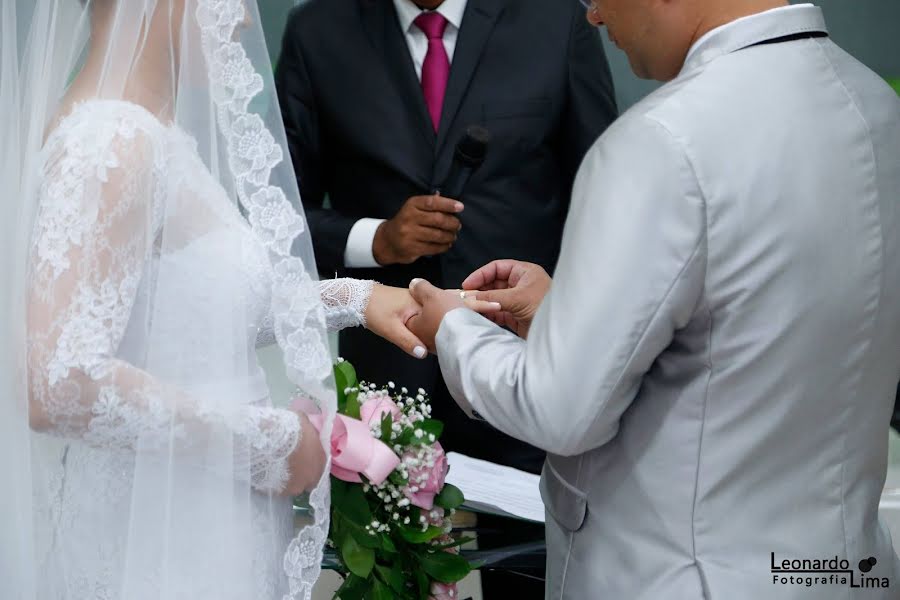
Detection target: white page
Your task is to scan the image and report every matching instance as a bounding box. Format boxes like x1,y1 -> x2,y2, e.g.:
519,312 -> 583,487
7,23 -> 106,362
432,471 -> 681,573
445,452 -> 545,523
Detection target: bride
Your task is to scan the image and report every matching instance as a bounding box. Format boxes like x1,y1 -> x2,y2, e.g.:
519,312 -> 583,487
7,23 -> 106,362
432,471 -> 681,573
0,1 -> 478,598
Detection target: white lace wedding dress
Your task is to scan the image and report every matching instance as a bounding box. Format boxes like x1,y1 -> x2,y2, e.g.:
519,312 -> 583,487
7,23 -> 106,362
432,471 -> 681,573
27,99 -> 370,599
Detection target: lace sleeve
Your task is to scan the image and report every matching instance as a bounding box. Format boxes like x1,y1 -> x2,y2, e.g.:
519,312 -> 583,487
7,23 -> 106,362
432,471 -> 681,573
27,112 -> 298,493
254,278 -> 374,347
318,278 -> 375,331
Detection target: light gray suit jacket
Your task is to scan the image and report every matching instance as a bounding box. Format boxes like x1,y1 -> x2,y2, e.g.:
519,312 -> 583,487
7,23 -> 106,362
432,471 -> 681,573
435,5 -> 900,598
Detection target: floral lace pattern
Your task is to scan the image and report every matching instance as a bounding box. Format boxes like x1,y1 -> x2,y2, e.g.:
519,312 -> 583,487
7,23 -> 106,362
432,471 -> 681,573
25,100 -> 317,598
319,278 -> 375,330
24,2 -> 346,596
256,279 -> 375,347
197,1 -> 336,598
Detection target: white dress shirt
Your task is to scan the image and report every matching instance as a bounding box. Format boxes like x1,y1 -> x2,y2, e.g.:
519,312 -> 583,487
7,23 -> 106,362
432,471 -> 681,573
343,0 -> 468,269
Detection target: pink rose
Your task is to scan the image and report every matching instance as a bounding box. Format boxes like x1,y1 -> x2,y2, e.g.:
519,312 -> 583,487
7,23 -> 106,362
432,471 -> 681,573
429,582 -> 458,600
359,394 -> 402,426
404,442 -> 449,511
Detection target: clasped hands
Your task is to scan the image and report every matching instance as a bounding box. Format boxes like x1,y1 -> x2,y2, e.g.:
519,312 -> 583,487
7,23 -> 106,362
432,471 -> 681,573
285,259 -> 551,495
365,259 -> 552,358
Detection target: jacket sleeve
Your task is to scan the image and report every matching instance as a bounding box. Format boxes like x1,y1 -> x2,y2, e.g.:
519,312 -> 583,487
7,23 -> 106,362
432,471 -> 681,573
437,115 -> 706,457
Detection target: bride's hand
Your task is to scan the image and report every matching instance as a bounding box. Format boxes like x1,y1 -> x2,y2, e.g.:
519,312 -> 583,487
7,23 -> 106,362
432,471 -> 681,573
283,412 -> 327,496
364,284 -> 429,359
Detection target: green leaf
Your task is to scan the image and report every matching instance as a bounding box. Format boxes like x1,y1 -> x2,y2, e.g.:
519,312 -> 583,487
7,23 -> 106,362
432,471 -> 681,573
341,533 -> 376,579
375,565 -> 406,595
415,569 -> 430,599
334,360 -> 359,415
395,427 -> 415,446
398,524 -> 443,544
420,550 -> 472,583
335,574 -> 370,600
380,413 -> 393,443
333,478 -> 374,527
349,525 -> 382,550
335,360 -> 358,390
418,419 -> 443,439
399,419 -> 444,446
345,389 -> 361,420
389,470 -> 408,487
434,483 -> 464,511
369,579 -> 394,600
887,77 -> 900,96
380,534 -> 397,553
429,534 -> 474,552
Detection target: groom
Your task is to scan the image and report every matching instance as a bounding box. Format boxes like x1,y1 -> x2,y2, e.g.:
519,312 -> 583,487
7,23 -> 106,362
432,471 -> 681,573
406,1 -> 900,598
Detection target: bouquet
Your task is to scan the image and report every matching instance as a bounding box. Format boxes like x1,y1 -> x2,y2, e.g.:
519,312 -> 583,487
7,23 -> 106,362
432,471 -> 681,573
300,359 -> 475,600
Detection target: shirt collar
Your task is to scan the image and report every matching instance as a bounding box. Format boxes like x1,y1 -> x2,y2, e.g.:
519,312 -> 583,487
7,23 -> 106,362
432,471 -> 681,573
680,3 -> 827,76
393,0 -> 468,33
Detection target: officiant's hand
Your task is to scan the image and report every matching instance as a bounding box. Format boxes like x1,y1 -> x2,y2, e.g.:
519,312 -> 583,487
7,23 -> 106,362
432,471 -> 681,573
373,195 -> 463,265
364,284 -> 429,359
283,412 -> 327,496
461,260 -> 551,339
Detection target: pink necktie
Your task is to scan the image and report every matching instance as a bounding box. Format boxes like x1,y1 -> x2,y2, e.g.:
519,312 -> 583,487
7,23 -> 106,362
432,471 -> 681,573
413,12 -> 450,132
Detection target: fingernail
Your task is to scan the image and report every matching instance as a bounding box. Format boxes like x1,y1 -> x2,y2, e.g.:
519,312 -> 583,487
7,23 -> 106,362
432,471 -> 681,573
413,346 -> 427,359
409,278 -> 423,290
490,302 -> 502,309
454,202 -> 464,212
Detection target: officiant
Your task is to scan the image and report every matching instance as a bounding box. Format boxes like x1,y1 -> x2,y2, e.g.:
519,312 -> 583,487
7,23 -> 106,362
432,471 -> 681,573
275,1 -> 616,593
406,1 -> 900,598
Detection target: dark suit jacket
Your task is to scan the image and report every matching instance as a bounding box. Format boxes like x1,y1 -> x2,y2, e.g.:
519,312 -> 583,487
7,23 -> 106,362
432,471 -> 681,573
276,0 -> 617,473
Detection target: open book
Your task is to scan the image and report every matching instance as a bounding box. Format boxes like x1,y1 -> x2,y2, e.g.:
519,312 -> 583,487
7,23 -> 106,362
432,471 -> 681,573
445,452 -> 545,523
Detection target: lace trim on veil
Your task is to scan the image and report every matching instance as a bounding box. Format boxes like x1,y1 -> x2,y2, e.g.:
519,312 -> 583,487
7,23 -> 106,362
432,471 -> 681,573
197,1 -> 332,598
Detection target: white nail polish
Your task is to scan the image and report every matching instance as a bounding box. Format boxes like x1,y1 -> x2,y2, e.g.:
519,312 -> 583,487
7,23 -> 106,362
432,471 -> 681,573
413,346 -> 427,359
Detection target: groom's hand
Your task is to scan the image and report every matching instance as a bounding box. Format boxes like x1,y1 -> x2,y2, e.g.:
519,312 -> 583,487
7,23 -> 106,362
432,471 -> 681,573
406,279 -> 466,353
406,279 -> 501,353
462,260 -> 551,339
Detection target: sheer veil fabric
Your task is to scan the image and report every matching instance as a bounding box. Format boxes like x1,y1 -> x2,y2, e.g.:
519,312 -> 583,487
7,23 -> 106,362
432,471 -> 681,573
0,1 -> 335,598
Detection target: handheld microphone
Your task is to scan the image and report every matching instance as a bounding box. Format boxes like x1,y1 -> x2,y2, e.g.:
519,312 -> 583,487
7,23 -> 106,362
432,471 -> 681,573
434,125 -> 491,200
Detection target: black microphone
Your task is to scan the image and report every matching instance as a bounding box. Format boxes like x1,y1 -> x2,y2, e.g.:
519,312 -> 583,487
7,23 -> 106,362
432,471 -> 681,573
434,125 -> 491,199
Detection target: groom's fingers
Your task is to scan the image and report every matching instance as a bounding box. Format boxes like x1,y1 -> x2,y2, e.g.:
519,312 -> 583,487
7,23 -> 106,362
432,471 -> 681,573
463,295 -> 503,314
468,287 -> 518,310
461,259 -> 518,291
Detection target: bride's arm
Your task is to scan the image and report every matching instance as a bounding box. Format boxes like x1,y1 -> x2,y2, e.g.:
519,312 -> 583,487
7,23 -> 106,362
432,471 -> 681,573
256,278 -> 429,359
318,278 -> 375,331
253,278 -> 372,344
27,124 -> 320,494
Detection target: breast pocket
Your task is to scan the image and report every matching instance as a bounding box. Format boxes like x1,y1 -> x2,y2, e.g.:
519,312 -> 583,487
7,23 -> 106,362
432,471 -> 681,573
540,457 -> 588,532
480,98 -> 553,161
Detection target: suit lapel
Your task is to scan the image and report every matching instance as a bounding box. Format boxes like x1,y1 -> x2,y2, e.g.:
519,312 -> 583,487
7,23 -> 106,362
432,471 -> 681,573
360,0 -> 435,151
435,0 -> 509,155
